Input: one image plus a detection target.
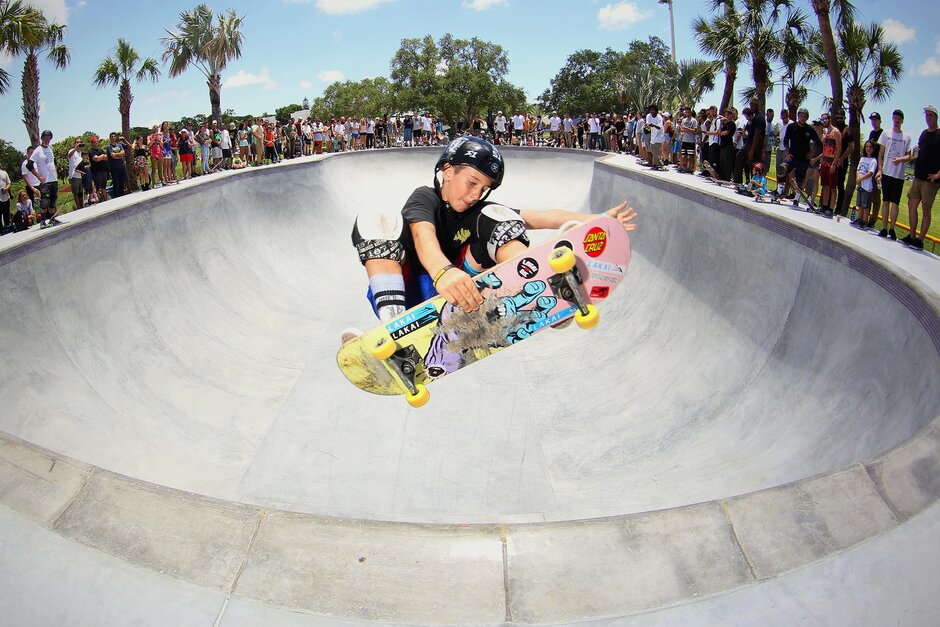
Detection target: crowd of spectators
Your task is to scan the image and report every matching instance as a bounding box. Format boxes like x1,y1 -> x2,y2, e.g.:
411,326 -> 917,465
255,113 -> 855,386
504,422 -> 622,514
1,104 -> 937,247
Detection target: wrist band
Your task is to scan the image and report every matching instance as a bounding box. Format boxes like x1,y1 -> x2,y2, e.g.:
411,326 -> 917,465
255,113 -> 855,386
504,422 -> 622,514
433,264 -> 455,287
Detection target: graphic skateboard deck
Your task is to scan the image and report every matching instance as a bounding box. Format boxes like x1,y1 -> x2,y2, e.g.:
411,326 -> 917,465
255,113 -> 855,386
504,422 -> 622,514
337,214 -> 632,406
702,161 -> 735,187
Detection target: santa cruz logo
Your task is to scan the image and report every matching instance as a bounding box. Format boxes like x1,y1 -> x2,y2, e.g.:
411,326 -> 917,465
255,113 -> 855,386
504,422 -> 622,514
583,227 -> 607,257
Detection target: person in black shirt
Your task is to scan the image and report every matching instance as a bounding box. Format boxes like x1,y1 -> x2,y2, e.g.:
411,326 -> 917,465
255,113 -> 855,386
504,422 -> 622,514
88,135 -> 109,202
719,108 -> 736,181
902,105 -> 940,249
106,132 -> 128,198
867,112 -> 885,227
347,137 -> 637,330
833,111 -> 855,216
781,108 -> 821,206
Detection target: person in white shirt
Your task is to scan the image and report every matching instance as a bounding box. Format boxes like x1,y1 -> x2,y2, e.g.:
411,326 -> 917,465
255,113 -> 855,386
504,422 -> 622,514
494,111 -> 507,143
0,166 -> 11,232
645,106 -> 666,168
855,139 -> 878,228
549,112 -> 562,146
512,111 -> 525,144
876,109 -> 913,239
312,118 -> 324,154
562,114 -> 574,148
27,130 -> 59,224
67,137 -> 85,209
220,124 -> 233,168
774,109 -> 792,196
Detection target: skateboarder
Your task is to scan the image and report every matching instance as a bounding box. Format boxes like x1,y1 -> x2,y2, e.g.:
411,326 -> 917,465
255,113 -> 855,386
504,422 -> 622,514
346,137 -> 637,339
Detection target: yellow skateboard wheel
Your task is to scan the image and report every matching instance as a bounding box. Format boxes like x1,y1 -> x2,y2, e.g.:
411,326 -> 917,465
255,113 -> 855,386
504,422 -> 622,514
370,336 -> 396,360
549,247 -> 576,273
575,304 -> 600,329
406,384 -> 429,408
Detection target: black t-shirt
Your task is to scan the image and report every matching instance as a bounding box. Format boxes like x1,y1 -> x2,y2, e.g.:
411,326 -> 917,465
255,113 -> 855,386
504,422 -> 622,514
401,186 -> 520,274
720,120 -> 736,148
784,123 -> 820,161
88,147 -> 108,174
746,114 -> 766,147
915,128 -> 940,180
869,127 -> 884,145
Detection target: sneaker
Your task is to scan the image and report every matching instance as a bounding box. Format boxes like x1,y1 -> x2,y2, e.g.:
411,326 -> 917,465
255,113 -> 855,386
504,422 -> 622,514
900,234 -> 916,245
867,218 -> 877,229
877,228 -> 888,238
792,199 -> 800,207
888,229 -> 897,241
340,327 -> 364,346
912,238 -> 925,250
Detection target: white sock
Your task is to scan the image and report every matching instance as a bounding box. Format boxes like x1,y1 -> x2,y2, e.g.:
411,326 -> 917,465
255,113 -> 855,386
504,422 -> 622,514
370,273 -> 406,322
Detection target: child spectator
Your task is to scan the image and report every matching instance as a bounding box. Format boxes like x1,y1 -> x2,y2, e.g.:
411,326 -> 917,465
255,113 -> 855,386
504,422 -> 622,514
133,136 -> 150,191
746,162 -> 768,196
14,189 -> 35,230
855,140 -> 878,229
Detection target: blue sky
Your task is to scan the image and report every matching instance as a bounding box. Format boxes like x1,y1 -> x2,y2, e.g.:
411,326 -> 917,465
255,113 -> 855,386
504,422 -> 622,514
0,0 -> 937,149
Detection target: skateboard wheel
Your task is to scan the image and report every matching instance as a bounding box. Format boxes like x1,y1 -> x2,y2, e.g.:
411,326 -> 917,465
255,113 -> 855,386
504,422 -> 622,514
406,384 -> 429,408
370,336 -> 396,360
575,304 -> 600,329
549,247 -> 576,273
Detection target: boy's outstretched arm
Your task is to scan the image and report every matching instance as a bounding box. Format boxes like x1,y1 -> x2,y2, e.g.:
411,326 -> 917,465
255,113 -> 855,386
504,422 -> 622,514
519,200 -> 638,233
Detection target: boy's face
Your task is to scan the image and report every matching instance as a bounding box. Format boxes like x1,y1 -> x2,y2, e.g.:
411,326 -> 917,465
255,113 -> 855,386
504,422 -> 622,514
442,164 -> 495,213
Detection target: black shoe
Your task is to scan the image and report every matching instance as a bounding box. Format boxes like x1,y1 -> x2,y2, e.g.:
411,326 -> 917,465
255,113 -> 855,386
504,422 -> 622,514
888,229 -> 897,240
912,238 -> 925,250
867,218 -> 877,229
900,234 -> 916,245
877,228 -> 888,238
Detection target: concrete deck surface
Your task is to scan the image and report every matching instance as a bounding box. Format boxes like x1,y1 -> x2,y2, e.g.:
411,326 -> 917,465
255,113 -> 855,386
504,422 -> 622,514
1,146 -> 938,624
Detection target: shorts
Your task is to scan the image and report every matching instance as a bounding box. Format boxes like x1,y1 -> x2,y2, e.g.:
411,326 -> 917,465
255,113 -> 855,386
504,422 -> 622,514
162,148 -> 172,158
69,176 -> 83,198
783,158 -> 809,186
642,133 -> 651,148
39,181 -> 58,211
404,129 -> 413,142
92,170 -> 109,192
909,177 -> 939,211
135,156 -> 147,170
212,147 -> 223,159
819,160 -> 837,187
222,148 -> 232,159
514,129 -> 523,138
181,153 -> 194,163
681,141 -> 696,156
882,175 -> 904,205
856,187 -> 872,209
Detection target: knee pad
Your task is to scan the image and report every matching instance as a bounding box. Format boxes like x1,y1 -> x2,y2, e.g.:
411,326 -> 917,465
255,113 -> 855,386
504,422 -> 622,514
352,207 -> 406,265
470,204 -> 529,268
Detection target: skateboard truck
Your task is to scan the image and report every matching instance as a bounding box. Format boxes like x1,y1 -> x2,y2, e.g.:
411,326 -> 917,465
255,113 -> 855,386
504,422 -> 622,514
370,337 -> 430,408
548,247 -> 599,329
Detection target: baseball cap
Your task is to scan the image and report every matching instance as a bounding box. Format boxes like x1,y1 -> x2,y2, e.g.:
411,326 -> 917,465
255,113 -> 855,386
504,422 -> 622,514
40,129 -> 52,138
925,105 -> 938,116
869,111 -> 881,119
893,109 -> 905,119
90,135 -> 99,142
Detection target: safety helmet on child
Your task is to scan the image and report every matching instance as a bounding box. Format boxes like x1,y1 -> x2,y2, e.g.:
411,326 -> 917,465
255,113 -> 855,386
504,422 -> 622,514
753,162 -> 764,174
434,137 -> 505,198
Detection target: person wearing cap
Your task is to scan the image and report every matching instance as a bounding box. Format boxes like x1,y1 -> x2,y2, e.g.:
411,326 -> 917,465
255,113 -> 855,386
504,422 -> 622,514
781,108 -> 821,206
876,109 -> 912,240
867,111 -> 884,228
88,135 -> 110,201
67,137 -> 85,209
106,132 -> 128,198
548,111 -> 561,147
220,123 -> 234,169
645,105 -> 666,169
178,128 -> 195,179
27,130 -> 58,224
901,105 -> 940,249
345,137 -> 638,342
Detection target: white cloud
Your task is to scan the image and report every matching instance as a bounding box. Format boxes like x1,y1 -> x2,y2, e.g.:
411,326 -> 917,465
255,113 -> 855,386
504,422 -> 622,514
882,19 -> 915,45
299,80 -> 313,90
462,0 -> 508,10
936,39 -> 940,55
318,70 -> 345,83
598,2 -> 651,31
917,57 -> 940,77
315,0 -> 394,15
26,0 -> 68,25
223,67 -> 278,92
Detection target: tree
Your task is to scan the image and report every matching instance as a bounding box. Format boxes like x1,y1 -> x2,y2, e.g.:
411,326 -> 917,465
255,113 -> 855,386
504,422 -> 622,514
538,49 -> 610,114
19,12 -> 69,148
693,0 -> 746,112
310,78 -> 397,120
275,103 -> 304,124
93,38 -> 160,190
0,137 -> 25,181
0,0 -> 45,95
811,0 -> 854,115
390,34 -> 524,129
779,23 -> 821,118
162,3 -> 245,123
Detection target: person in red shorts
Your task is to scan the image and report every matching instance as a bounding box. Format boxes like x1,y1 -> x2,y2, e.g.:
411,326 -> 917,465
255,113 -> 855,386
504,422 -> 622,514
818,112 -> 842,217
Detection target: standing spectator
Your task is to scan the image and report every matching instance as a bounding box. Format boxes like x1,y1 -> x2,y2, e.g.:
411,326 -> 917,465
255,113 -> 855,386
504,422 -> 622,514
646,105 -> 666,170
195,123 -> 209,174
867,112 -> 885,228
366,116 -> 376,149
855,140 -> 878,229
738,100 -> 765,184
67,137 -> 84,209
679,108 -> 698,173
88,135 -> 110,201
512,110 -> 525,145
494,110 -> 507,143
876,109 -> 912,240
313,117 -> 324,154
238,121 -> 250,164
704,106 -> 721,174
774,109 -> 792,196
806,118 -> 825,204
132,136 -> 150,191
403,114 -> 413,145
264,122 -> 278,162
587,113 -> 600,150
719,108 -> 737,180
160,122 -> 174,184
833,111 -> 855,217
221,123 -> 234,168
901,105 -> 940,249
27,130 -> 59,225
818,112 -> 842,216
763,109 -> 775,180
21,146 -> 40,204
148,127 -> 163,188
252,118 -> 264,165
106,132 -> 128,198
422,113 -> 433,146
75,150 -> 93,205
169,126 -> 180,181
178,129 -> 195,179
0,165 -> 10,232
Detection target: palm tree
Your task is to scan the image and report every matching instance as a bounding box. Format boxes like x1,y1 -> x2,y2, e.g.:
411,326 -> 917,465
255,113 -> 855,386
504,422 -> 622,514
779,24 -> 821,118
828,22 -> 902,212
20,15 -> 69,148
0,0 -> 45,95
93,38 -> 160,190
161,3 -> 245,123
666,59 -> 722,112
811,0 -> 855,115
692,0 -> 746,112
739,0 -> 809,114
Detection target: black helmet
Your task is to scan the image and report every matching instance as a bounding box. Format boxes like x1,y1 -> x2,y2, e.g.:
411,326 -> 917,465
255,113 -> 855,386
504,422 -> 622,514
434,137 -> 505,193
